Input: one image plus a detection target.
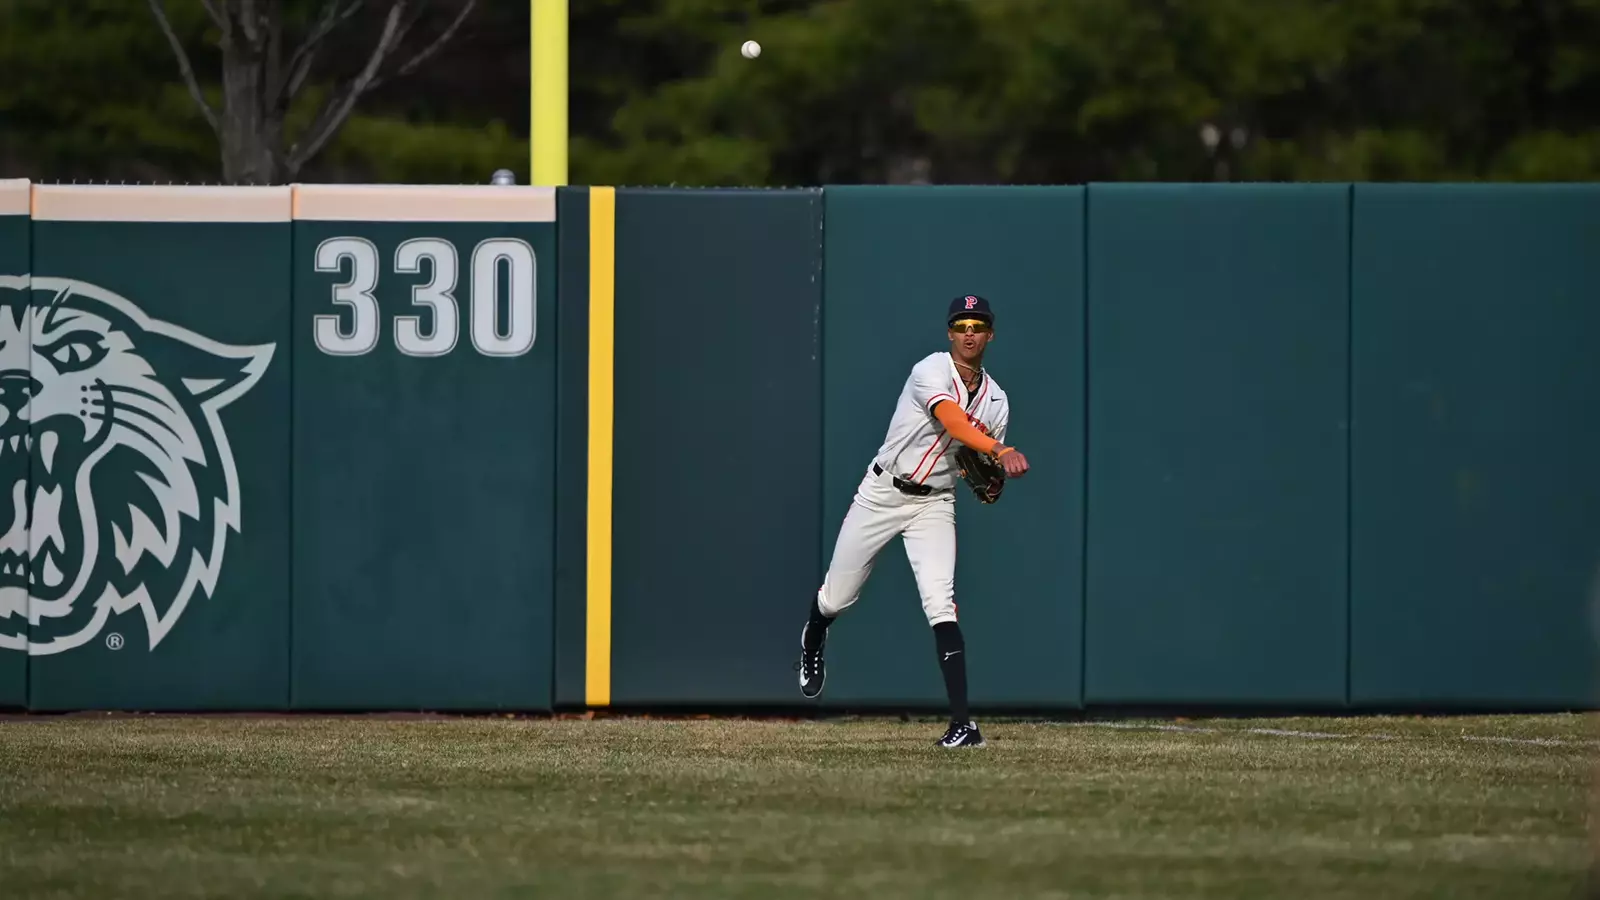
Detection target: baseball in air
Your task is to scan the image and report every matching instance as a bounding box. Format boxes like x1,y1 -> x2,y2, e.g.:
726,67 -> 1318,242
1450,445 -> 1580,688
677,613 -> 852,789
741,40 -> 761,59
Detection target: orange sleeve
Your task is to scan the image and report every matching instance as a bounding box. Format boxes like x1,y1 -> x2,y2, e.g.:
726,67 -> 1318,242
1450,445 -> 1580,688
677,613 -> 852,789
932,400 -> 999,455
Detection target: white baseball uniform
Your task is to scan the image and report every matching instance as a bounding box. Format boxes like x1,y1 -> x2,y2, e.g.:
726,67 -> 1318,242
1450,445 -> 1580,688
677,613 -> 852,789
816,351 -> 1010,626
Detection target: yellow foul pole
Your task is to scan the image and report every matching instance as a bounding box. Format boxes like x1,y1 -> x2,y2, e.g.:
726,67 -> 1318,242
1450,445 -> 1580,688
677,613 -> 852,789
530,0 -> 568,185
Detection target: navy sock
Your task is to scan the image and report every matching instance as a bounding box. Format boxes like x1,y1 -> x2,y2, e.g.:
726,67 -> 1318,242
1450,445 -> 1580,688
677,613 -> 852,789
803,595 -> 833,650
933,622 -> 968,724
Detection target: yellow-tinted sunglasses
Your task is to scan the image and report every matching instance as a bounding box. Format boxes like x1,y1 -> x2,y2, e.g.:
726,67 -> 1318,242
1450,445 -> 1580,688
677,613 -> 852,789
949,318 -> 992,334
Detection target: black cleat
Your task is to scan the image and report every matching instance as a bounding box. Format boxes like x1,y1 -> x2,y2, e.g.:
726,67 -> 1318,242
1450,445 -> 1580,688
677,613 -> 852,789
797,623 -> 826,699
936,720 -> 986,748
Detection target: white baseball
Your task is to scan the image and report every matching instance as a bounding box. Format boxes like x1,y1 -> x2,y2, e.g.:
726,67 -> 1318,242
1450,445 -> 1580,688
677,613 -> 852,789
741,40 -> 761,59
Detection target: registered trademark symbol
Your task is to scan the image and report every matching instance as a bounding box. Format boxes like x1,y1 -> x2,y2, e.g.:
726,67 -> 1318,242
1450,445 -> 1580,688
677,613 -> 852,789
105,633 -> 124,651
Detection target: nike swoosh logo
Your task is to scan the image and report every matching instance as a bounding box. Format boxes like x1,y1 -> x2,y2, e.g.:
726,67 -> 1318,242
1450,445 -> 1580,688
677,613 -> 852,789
942,651 -> 962,661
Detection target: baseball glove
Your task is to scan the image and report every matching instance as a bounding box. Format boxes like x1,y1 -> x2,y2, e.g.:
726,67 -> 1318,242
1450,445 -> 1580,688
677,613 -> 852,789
954,446 -> 1006,504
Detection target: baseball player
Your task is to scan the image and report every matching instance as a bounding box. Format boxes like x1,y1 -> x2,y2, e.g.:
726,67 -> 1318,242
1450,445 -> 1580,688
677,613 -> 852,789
796,295 -> 1029,748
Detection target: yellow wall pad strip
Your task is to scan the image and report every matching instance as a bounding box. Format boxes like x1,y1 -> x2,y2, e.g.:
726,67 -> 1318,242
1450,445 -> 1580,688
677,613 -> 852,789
585,186 -> 615,707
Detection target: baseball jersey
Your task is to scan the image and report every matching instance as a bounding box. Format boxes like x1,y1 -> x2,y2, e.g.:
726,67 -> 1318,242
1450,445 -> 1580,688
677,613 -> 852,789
872,352 -> 1010,491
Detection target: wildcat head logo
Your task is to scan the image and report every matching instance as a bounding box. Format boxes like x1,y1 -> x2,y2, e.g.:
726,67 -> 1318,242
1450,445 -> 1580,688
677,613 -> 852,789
0,276 -> 273,656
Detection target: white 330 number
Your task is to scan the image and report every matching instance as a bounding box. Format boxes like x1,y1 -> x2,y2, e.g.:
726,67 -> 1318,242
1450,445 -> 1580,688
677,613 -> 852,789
313,236 -> 537,358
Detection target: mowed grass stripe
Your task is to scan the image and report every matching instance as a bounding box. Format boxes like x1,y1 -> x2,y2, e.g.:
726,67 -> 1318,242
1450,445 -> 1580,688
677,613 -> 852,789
0,716 -> 1589,900
1063,713 -> 1600,747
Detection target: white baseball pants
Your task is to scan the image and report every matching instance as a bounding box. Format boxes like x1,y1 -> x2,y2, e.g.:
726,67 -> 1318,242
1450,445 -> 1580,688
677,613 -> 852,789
816,465 -> 958,626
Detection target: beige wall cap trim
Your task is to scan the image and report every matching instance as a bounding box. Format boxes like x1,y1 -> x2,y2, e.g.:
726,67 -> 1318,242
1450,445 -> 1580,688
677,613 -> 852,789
291,184 -> 557,222
31,184 -> 292,222
0,179 -> 32,216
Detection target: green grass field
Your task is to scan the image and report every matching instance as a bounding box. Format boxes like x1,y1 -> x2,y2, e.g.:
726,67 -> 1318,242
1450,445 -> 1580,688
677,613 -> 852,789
0,713 -> 1593,899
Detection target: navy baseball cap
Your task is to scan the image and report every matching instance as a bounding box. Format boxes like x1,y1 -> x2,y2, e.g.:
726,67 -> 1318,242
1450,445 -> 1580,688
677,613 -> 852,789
948,294 -> 993,326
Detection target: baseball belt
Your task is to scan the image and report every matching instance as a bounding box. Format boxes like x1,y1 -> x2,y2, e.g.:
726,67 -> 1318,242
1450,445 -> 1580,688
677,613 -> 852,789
873,463 -> 935,497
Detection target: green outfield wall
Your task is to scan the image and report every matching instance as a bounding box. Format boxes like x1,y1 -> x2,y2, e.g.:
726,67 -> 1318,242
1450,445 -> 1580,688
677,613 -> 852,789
552,186 -> 592,710
0,180 -> 30,709
288,185 -> 557,711
24,187 -> 292,712
605,188 -> 824,707
1084,183 -> 1350,707
1348,184 -> 1600,709
0,179 -> 1592,714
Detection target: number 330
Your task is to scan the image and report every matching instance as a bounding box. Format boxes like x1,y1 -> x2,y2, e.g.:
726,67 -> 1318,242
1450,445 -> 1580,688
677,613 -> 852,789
312,236 -> 536,358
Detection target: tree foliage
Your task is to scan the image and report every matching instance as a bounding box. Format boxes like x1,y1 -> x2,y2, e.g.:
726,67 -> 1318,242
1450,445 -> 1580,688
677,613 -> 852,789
3,0 -> 1598,185
571,0 -> 1600,184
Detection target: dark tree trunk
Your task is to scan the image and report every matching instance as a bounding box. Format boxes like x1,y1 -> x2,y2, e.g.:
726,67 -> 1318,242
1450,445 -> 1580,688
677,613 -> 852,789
219,46 -> 286,184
